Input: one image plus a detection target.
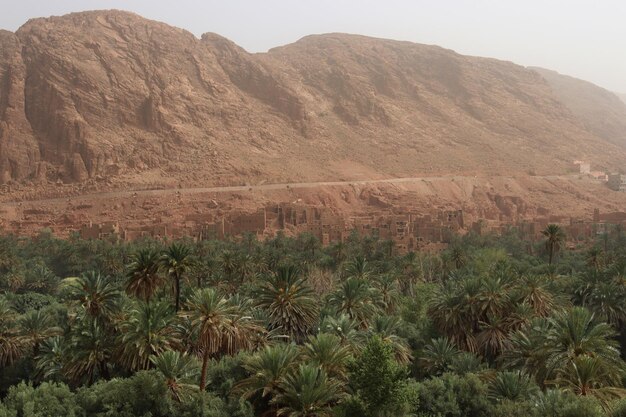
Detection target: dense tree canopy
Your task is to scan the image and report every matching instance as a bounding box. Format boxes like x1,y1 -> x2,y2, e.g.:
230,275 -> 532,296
0,224 -> 625,416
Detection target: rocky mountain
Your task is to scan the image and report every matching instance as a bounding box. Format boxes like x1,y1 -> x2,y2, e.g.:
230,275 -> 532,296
532,67 -> 626,148
1,10 -> 625,187
618,93 -> 626,106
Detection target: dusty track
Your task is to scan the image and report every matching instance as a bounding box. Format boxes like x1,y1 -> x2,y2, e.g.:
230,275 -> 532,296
2,174 -> 575,206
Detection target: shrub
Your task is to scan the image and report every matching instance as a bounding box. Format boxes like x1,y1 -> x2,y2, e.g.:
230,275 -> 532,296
1,381 -> 79,417
414,373 -> 492,417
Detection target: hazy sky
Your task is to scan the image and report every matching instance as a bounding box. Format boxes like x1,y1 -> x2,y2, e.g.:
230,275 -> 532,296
2,0 -> 625,92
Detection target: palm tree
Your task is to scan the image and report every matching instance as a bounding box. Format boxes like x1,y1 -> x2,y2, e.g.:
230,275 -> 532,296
502,318 -> 553,386
477,315 -> 514,360
449,351 -> 487,375
476,276 -> 513,321
18,309 -> 62,356
297,232 -> 320,260
365,315 -> 412,364
546,307 -> 623,379
236,343 -> 301,401
271,364 -> 345,417
64,318 -> 113,384
318,314 -> 359,348
513,275 -> 559,317
236,254 -> 258,285
0,297 -> 22,366
327,278 -> 380,328
488,371 -> 538,402
61,271 -> 121,322
542,224 -> 565,266
126,248 -> 164,302
428,281 -> 478,353
420,337 -> 461,376
550,354 -> 626,410
577,274 -> 626,328
219,250 -> 237,284
372,274 -> 401,313
586,247 -> 603,271
449,245 -> 468,270
184,288 -> 232,390
151,350 -> 200,402
302,334 -> 352,381
161,242 -> 193,311
222,297 -> 267,355
117,300 -> 178,371
254,266 -> 319,340
343,256 -> 371,280
24,265 -> 58,292
35,336 -> 65,381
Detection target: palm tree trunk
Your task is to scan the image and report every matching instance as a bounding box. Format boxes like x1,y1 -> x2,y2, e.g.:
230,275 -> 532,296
174,275 -> 181,312
200,349 -> 210,391
99,361 -> 110,380
548,244 -> 554,265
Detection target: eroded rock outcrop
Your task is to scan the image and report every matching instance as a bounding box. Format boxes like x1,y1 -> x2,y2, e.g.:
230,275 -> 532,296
1,10 -> 626,187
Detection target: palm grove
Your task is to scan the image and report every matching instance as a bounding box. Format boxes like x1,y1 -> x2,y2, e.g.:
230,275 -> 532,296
1,224 -> 626,417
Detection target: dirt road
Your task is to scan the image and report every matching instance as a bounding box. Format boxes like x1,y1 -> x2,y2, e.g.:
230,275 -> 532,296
0,174 -> 579,207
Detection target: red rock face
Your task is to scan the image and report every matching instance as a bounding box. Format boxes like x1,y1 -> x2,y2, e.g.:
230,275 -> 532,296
0,10 -> 625,186
0,30 -> 40,183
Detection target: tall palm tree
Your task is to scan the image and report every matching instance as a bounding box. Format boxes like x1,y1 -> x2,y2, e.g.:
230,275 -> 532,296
428,281 -> 478,353
151,350 -> 200,402
161,242 -> 193,311
64,318 -> 113,384
271,364 -> 345,417
222,296 -> 267,355
61,271 -> 121,322
0,297 -> 22,366
542,224 -> 565,266
18,309 -> 62,356
254,266 -> 318,341
35,336 -> 65,381
117,300 -> 178,371
327,278 -> 379,329
184,288 -> 232,390
302,334 -> 352,381
126,248 -> 164,302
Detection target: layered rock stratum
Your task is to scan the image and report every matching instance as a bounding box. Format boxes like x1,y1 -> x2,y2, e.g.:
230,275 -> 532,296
1,10 -> 625,189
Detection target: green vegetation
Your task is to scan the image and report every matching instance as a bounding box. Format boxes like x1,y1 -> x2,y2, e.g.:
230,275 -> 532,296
0,224 -> 626,416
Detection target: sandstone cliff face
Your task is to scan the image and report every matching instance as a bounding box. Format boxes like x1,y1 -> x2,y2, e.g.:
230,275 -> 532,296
0,30 -> 39,183
1,10 -> 625,186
